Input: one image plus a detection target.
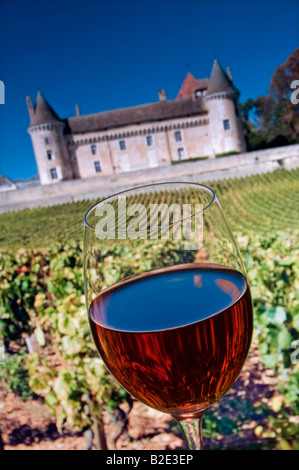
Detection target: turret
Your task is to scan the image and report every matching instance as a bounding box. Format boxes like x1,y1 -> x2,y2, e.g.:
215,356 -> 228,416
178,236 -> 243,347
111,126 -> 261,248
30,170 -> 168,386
203,60 -> 246,155
26,92 -> 73,185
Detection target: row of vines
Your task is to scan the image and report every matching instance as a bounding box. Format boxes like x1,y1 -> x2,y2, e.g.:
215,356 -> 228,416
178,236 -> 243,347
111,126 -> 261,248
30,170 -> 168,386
0,169 -> 298,250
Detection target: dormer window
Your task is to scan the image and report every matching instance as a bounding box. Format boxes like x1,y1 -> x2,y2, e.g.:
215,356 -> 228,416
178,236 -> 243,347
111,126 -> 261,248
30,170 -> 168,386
195,88 -> 207,98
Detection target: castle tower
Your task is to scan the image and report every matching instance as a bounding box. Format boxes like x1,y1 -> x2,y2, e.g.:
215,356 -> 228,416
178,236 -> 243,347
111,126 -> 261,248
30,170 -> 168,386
203,60 -> 246,156
26,92 -> 73,185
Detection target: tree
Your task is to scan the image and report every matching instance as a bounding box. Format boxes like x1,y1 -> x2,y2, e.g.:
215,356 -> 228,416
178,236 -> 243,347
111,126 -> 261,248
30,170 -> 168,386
269,47 -> 299,138
240,47 -> 299,150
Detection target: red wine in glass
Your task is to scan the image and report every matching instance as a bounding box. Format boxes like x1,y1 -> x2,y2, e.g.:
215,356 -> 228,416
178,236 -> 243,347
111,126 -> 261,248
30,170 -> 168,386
84,182 -> 253,449
89,264 -> 252,418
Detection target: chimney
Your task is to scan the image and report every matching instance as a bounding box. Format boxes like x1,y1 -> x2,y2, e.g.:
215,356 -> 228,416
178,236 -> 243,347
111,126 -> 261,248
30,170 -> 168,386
158,89 -> 167,101
26,96 -> 34,118
226,66 -> 232,82
75,104 -> 81,116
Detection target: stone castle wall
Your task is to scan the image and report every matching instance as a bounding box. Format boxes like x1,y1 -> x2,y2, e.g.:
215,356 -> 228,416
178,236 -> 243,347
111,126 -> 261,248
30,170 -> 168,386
0,144 -> 298,213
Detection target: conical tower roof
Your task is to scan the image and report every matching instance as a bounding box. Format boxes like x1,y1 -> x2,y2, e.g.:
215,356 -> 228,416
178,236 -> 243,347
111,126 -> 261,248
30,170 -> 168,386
28,92 -> 62,128
205,60 -> 239,97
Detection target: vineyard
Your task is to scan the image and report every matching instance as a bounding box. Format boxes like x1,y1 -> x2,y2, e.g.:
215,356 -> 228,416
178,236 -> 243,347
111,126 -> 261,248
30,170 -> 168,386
0,168 -> 299,450
0,168 -> 298,250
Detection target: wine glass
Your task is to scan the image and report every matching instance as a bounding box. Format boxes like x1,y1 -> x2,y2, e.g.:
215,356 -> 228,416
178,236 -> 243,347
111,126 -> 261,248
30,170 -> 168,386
83,182 -> 253,450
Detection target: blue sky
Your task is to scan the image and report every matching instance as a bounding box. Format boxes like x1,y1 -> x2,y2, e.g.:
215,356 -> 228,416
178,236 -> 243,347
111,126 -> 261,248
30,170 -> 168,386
0,0 -> 298,180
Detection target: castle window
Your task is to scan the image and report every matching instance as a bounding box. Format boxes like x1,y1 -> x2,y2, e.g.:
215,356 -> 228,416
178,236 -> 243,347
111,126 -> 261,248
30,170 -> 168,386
44,137 -> 51,144
90,144 -> 97,155
195,88 -> 206,98
223,119 -> 231,131
47,149 -> 54,160
174,131 -> 182,142
94,161 -> 101,173
146,135 -> 153,147
119,140 -> 126,151
50,168 -> 58,180
177,147 -> 185,160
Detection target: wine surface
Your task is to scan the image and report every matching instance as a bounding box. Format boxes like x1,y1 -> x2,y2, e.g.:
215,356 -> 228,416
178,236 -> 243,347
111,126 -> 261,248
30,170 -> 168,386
89,264 -> 253,418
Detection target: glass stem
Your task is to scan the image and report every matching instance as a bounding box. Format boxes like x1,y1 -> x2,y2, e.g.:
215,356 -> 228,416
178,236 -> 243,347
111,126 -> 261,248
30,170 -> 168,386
178,417 -> 204,450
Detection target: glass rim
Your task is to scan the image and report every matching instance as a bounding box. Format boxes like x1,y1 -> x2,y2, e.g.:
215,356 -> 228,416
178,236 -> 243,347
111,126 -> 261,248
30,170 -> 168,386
84,181 -> 216,231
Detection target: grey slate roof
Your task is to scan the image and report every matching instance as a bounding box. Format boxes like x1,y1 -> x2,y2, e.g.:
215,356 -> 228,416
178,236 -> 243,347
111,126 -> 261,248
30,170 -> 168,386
205,60 -> 239,97
67,97 -> 207,134
28,92 -> 62,128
